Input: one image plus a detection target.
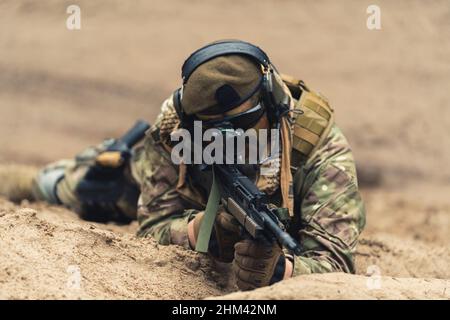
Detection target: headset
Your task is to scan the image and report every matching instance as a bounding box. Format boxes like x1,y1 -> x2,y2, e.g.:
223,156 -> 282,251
173,40 -> 292,129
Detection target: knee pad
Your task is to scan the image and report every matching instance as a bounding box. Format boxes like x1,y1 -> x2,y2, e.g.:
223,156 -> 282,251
32,165 -> 66,204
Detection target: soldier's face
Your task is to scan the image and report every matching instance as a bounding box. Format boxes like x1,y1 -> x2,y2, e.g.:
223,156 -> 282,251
191,99 -> 273,166
195,99 -> 269,132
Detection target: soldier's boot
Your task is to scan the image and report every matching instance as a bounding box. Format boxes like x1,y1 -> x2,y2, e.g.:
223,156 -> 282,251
0,164 -> 39,203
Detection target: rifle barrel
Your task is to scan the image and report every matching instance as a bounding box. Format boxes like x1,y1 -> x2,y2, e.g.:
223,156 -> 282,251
119,120 -> 150,148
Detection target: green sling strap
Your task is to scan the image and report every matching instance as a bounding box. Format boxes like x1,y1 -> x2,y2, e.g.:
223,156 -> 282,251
195,167 -> 221,253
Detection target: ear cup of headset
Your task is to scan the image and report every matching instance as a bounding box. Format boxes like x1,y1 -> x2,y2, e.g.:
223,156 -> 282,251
172,88 -> 195,131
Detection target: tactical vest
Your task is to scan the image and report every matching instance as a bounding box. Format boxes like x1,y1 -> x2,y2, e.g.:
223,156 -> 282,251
281,74 -> 335,168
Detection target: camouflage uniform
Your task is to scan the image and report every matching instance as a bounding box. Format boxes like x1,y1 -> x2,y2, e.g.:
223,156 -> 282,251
32,140 -> 140,223
134,92 -> 366,276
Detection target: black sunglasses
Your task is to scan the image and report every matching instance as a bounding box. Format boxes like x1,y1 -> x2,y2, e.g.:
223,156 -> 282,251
198,102 -> 266,130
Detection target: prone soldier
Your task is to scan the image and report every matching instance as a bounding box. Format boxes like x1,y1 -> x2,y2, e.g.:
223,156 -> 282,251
0,40 -> 366,291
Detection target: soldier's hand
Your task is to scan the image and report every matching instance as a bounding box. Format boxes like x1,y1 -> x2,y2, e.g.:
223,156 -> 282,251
188,207 -> 242,263
211,207 -> 242,262
233,239 -> 293,291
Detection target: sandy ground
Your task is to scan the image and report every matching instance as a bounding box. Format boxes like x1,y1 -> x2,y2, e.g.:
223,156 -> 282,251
215,273 -> 450,300
0,0 -> 449,299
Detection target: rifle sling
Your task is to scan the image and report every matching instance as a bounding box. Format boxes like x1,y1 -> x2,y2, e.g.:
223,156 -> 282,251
195,167 -> 220,253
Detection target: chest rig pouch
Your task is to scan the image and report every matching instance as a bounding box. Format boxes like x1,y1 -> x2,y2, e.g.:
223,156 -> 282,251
281,74 -> 335,168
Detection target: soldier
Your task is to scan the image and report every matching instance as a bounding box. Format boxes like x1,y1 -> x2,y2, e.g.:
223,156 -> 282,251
0,40 -> 366,291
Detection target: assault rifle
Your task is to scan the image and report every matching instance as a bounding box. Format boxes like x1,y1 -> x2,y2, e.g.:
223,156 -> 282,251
76,120 -> 150,203
214,164 -> 302,255
93,119 -> 151,169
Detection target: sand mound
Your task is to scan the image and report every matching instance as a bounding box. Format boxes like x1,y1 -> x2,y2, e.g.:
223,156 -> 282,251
0,198 -> 231,299
214,273 -> 450,300
0,197 -> 448,300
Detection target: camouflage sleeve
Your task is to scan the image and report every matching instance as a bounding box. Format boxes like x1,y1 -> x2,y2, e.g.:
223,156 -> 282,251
131,95 -> 199,249
291,124 -> 366,276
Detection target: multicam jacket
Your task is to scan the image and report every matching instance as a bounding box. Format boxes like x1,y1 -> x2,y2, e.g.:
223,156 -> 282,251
132,92 -> 366,276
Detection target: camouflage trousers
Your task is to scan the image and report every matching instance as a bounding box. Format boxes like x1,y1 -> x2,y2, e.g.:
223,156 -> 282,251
29,133 -> 197,248
32,143 -> 141,223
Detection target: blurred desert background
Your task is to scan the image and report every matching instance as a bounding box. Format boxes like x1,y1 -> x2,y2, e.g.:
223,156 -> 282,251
0,0 -> 449,299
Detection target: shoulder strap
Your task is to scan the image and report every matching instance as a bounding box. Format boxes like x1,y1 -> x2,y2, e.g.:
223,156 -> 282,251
281,74 -> 335,166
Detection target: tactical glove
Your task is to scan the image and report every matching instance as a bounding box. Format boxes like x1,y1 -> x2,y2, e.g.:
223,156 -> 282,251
233,239 -> 292,291
188,207 -> 242,262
